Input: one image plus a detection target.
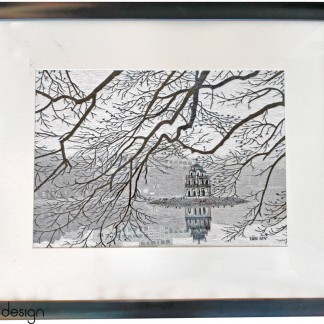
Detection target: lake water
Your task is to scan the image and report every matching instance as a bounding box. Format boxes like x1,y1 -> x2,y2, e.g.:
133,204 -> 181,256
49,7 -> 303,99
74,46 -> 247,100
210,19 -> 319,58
34,199 -> 283,247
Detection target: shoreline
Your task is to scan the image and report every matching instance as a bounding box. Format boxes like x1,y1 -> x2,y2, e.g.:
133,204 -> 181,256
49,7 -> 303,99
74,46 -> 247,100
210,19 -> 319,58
148,196 -> 248,208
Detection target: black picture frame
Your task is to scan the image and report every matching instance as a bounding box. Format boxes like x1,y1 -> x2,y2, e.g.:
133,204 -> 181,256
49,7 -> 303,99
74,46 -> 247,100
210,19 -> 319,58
0,2 -> 323,20
0,2 -> 323,321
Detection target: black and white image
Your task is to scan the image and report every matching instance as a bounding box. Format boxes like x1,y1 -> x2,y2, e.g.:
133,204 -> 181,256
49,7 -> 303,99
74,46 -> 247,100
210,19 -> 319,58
34,70 -> 286,247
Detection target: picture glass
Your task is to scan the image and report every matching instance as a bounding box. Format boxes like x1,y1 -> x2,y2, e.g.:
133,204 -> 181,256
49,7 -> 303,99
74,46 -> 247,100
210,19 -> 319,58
34,70 -> 286,248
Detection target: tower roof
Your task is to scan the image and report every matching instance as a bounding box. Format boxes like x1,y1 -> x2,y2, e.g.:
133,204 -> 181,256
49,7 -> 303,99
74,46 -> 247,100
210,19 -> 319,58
191,163 -> 203,170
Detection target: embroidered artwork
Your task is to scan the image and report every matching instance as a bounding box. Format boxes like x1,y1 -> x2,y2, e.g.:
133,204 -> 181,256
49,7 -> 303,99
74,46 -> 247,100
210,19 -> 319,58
34,70 -> 286,247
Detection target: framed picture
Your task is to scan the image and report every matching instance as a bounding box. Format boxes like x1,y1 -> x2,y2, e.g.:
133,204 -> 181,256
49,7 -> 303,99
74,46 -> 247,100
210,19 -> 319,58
0,2 -> 324,321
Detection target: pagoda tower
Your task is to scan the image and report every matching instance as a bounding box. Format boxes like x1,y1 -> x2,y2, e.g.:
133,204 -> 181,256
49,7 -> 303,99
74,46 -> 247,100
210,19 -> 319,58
185,162 -> 211,198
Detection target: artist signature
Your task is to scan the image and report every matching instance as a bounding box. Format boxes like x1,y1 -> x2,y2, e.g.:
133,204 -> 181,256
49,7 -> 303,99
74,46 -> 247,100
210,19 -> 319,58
249,235 -> 267,241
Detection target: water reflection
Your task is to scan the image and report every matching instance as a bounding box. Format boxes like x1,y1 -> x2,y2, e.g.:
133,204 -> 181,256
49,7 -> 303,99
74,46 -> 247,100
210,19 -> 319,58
185,206 -> 212,244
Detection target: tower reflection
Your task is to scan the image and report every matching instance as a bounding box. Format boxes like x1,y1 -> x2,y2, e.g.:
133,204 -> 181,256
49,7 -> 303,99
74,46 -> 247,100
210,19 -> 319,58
185,206 -> 212,244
